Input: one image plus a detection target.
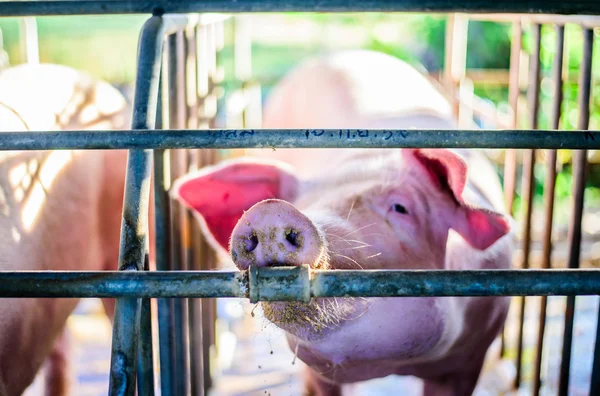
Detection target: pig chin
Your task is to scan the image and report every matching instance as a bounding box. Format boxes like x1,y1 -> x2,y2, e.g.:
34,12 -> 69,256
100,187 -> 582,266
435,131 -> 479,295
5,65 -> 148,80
259,228 -> 370,342
261,297 -> 368,342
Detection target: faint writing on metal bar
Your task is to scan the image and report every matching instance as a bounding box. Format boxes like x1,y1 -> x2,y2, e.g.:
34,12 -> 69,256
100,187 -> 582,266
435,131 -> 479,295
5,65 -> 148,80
0,130 -> 597,151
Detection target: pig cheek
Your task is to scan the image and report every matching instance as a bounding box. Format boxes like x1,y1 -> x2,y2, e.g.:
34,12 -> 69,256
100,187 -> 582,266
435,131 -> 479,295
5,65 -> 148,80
387,216 -> 445,260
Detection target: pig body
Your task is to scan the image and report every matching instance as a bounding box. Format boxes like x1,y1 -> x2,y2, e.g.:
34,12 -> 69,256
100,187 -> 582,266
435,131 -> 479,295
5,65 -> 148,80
174,50 -> 514,396
0,63 -> 130,395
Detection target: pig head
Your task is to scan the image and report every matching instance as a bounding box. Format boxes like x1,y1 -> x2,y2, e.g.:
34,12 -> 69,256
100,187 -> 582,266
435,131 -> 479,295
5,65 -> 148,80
172,50 -> 514,396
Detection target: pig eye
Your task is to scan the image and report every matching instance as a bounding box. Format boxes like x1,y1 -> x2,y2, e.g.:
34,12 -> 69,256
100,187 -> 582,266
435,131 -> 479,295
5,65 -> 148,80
392,203 -> 409,215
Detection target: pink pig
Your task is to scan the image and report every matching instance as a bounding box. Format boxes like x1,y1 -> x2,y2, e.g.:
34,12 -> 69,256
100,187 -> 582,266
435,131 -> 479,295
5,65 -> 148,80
174,50 -> 515,395
0,63 -> 132,396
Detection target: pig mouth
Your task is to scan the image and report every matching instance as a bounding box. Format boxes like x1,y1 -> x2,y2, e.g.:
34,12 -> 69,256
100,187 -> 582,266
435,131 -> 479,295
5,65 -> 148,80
261,297 -> 368,342
258,221 -> 375,341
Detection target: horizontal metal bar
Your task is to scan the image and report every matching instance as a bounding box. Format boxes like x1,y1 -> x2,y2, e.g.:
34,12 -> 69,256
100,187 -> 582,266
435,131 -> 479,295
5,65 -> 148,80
0,0 -> 598,16
0,270 -> 246,298
0,129 -> 598,150
0,268 -> 599,299
311,269 -> 600,298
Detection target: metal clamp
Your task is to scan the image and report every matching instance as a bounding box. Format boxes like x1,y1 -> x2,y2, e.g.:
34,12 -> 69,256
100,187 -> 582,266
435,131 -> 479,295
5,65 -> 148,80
248,264 -> 311,304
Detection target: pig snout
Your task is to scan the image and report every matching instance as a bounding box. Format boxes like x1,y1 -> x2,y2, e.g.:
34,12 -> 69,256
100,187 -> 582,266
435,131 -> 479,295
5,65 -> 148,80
230,199 -> 324,269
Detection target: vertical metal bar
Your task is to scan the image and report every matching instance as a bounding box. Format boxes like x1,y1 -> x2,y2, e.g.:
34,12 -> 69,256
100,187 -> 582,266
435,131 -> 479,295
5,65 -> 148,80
504,20 -> 523,215
499,20 -> 522,359
19,17 -> 39,64
591,301 -> 600,395
203,22 -> 219,128
168,29 -> 191,396
235,16 -> 261,129
137,252 -> 155,396
197,160 -> 216,395
515,22 -> 542,391
206,22 -> 221,391
109,15 -> 165,396
443,14 -> 469,120
197,25 -> 209,102
0,28 -> 9,69
558,27 -> 593,396
178,30 -> 193,395
153,75 -> 177,396
234,15 -> 252,83
188,242 -> 206,396
206,22 -> 217,83
185,23 -> 206,396
186,26 -> 199,131
196,22 -> 215,394
443,14 -> 456,116
161,37 -> 179,396
532,24 -> 564,396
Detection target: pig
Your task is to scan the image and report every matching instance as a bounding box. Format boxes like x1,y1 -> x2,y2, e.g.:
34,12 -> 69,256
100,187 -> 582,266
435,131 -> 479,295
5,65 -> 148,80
172,50 -> 514,396
0,63 -> 131,396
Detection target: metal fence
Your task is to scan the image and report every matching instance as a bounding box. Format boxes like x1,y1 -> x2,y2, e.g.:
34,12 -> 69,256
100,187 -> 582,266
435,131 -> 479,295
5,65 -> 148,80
438,13 -> 600,396
0,1 -> 599,396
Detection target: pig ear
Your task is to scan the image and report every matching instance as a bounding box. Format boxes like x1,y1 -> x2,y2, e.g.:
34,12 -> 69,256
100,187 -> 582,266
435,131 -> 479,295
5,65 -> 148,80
171,158 -> 300,253
404,149 -> 510,250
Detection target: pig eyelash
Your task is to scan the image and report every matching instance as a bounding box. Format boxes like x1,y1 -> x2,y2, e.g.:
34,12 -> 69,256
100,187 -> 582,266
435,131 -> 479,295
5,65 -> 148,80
392,203 -> 409,215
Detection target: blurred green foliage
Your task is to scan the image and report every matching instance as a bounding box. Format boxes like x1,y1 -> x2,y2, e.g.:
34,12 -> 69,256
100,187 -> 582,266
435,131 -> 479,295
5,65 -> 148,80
0,15 -> 146,83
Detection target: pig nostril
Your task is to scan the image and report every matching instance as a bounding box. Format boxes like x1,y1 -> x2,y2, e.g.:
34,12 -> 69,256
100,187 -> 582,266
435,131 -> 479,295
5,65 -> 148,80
244,234 -> 259,253
285,230 -> 299,247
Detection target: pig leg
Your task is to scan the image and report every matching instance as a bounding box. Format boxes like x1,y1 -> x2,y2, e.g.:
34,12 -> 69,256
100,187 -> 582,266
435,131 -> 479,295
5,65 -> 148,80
102,298 -> 116,323
422,357 -> 485,396
303,368 -> 341,396
44,329 -> 72,396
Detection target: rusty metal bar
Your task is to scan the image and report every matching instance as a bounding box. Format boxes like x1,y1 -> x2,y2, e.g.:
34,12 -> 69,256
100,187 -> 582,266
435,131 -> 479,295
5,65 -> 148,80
153,72 -> 176,396
198,187 -> 215,395
108,14 -> 166,396
167,30 -> 191,396
443,14 -> 469,120
137,252 -> 155,396
532,23 -> 564,396
515,22 -> 542,391
0,269 -> 599,298
504,21 -> 523,215
205,21 -> 223,394
185,24 -> 206,396
193,23 -> 214,394
558,27 -> 594,396
178,28 -> 194,396
188,232 -> 208,396
186,26 -> 199,131
500,20 -> 522,358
